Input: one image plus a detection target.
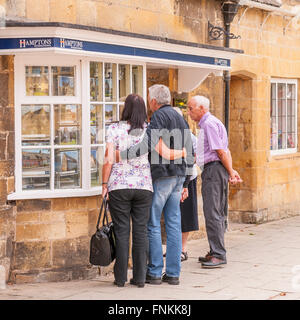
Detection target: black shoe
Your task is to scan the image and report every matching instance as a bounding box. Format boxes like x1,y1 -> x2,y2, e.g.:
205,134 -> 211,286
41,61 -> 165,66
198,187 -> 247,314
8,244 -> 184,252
145,273 -> 162,285
130,278 -> 145,288
198,252 -> 213,263
201,257 -> 227,269
181,251 -> 188,262
162,273 -> 180,285
113,280 -> 125,287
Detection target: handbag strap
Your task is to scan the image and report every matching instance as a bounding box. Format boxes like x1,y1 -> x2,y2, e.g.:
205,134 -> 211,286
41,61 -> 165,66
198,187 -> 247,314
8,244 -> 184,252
96,195 -> 109,230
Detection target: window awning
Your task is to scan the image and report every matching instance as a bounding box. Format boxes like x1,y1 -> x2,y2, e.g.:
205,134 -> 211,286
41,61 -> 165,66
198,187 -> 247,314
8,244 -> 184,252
0,22 -> 243,92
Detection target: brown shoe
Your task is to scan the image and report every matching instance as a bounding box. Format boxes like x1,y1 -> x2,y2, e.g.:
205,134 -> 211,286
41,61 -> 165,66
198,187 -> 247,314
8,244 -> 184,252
198,252 -> 213,263
201,257 -> 227,269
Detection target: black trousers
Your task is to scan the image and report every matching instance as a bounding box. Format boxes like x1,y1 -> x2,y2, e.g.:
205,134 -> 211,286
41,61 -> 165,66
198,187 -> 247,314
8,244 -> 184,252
201,161 -> 229,261
108,189 -> 153,283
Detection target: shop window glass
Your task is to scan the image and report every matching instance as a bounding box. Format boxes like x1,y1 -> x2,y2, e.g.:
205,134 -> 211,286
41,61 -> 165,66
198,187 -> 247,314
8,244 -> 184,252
105,104 -> 118,123
91,146 -> 104,187
52,66 -> 75,96
119,64 -> 130,102
22,149 -> 50,190
26,66 -> 49,96
54,104 -> 82,145
104,63 -> 117,101
16,59 -> 144,196
90,104 -> 103,145
132,65 -> 143,97
55,149 -> 81,189
21,105 -> 50,146
90,62 -> 103,101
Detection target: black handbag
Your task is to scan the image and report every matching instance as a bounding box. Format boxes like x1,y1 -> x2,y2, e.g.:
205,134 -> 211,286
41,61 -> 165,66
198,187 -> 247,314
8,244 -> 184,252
89,196 -> 116,266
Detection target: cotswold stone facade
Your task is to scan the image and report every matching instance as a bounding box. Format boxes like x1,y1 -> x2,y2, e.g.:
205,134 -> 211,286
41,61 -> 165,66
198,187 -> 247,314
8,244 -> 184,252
0,0 -> 299,284
228,0 -> 300,223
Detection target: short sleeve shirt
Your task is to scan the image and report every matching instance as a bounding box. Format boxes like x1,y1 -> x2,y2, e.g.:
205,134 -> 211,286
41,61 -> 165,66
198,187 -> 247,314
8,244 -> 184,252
105,122 -> 153,192
197,112 -> 228,165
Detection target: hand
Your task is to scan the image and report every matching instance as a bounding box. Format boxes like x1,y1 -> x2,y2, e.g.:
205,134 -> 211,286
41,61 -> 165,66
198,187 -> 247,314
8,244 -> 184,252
115,150 -> 120,163
181,188 -> 189,202
102,185 -> 109,200
182,148 -> 187,158
229,169 -> 243,185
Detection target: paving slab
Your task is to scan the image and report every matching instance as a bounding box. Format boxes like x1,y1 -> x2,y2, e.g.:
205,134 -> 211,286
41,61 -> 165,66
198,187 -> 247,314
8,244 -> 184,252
1,215 -> 300,300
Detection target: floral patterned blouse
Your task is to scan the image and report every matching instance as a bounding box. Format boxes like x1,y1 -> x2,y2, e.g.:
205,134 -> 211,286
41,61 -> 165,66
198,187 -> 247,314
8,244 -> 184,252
105,121 -> 153,193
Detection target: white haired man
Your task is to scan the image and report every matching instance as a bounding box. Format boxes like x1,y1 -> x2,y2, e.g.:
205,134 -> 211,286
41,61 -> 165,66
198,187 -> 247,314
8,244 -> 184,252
187,95 -> 242,268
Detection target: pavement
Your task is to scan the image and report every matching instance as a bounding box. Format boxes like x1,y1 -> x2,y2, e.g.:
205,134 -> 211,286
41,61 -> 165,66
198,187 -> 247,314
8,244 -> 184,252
1,215 -> 300,300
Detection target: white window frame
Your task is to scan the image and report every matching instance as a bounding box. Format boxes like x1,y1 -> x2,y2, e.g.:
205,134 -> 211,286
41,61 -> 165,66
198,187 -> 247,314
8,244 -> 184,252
270,78 -> 298,156
11,53 -> 146,200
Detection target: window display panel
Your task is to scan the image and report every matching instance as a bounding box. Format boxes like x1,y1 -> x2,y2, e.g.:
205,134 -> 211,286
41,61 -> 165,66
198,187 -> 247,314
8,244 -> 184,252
22,105 -> 50,146
55,149 -> 81,189
54,104 -> 82,145
104,63 -> 117,101
91,146 -> 104,187
119,64 -> 130,102
26,66 -> 49,96
52,66 -> 75,96
132,65 -> 143,97
90,62 -> 103,102
90,104 -> 103,144
105,104 -> 118,123
22,149 -> 50,190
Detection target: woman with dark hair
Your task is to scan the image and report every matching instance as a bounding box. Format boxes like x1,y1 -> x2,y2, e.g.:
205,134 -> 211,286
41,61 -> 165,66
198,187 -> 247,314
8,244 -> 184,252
102,94 -> 185,288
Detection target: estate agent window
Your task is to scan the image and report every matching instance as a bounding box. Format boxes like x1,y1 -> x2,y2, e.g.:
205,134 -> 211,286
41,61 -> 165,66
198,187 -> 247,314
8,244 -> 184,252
270,79 -> 298,155
14,55 -> 145,198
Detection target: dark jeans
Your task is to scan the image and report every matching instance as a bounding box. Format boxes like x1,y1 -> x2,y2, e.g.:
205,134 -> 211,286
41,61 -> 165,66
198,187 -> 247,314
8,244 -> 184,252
201,161 -> 229,261
108,188 -> 153,283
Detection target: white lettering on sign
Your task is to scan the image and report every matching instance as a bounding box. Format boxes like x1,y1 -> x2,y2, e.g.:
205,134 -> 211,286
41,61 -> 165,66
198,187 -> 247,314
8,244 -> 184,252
19,39 -> 52,48
60,38 -> 83,50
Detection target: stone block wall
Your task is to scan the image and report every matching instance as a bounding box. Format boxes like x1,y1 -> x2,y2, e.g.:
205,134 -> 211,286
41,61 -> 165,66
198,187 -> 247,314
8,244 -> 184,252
0,0 -> 222,45
10,196 -> 104,283
0,55 -> 15,282
228,4 -> 300,223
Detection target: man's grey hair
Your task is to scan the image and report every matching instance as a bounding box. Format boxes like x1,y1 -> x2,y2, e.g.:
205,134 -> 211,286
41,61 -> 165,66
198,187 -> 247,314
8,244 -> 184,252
148,84 -> 171,105
190,95 -> 210,110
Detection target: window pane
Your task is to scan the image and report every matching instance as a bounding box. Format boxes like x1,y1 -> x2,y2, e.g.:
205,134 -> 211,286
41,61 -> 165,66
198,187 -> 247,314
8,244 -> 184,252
271,117 -> 277,150
54,105 -> 82,145
119,104 -> 125,120
132,65 -> 143,97
105,104 -> 118,123
278,116 -> 283,149
105,63 -> 117,101
90,104 -> 103,144
271,83 -> 276,99
287,133 -> 296,148
52,66 -> 75,96
26,66 -> 49,96
119,64 -> 130,102
22,105 -> 50,146
278,83 -> 286,99
91,146 -> 104,187
22,149 -> 50,190
271,99 -> 276,117
55,149 -> 81,189
287,84 -> 295,99
90,62 -> 103,101
287,98 -> 296,117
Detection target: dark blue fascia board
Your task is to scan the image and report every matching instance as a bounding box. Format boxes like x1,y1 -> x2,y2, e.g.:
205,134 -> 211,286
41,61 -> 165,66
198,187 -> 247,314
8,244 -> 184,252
0,37 -> 231,67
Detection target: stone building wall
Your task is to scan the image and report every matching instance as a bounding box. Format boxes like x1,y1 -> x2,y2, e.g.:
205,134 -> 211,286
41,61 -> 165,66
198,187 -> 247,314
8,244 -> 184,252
10,197 -> 102,283
228,1 -> 300,223
0,55 -> 15,282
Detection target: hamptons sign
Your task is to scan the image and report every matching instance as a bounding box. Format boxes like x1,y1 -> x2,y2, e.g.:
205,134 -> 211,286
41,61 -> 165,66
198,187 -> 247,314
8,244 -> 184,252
0,37 -> 230,67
